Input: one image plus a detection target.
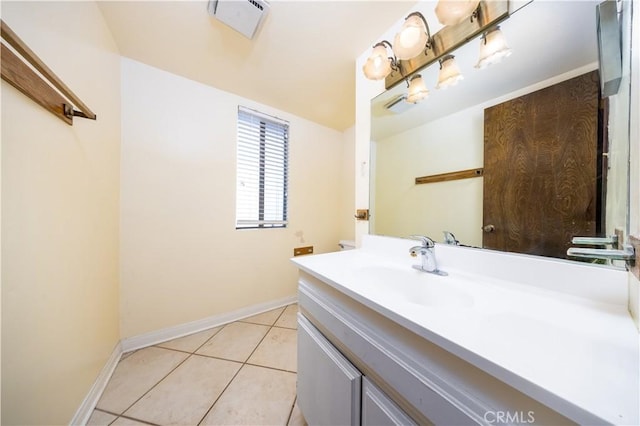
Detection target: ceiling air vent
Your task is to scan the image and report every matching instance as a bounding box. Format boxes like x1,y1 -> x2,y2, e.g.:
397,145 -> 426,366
384,95 -> 414,114
208,0 -> 270,39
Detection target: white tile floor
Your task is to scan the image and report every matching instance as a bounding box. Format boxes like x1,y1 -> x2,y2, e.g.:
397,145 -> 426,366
87,304 -> 306,426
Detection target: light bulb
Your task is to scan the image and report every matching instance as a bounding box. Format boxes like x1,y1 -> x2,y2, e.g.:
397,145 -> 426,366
435,0 -> 481,26
406,74 -> 429,104
393,14 -> 429,60
436,55 -> 464,89
363,44 -> 392,80
475,26 -> 512,69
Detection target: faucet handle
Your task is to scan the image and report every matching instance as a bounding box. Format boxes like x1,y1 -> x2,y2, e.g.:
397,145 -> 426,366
443,231 -> 459,245
567,244 -> 635,266
410,235 -> 435,248
571,235 -> 618,246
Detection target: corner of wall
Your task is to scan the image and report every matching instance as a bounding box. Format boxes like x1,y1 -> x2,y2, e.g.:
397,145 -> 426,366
340,125 -> 356,242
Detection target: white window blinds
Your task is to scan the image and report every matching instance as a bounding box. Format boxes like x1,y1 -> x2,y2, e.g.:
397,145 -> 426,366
236,106 -> 289,229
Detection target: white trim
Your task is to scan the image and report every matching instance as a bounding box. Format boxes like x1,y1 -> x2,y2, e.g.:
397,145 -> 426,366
120,295 -> 297,353
69,342 -> 123,426
238,105 -> 289,126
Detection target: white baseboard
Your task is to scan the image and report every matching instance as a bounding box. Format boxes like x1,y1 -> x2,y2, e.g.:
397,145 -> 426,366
70,342 -> 123,425
120,295 -> 298,353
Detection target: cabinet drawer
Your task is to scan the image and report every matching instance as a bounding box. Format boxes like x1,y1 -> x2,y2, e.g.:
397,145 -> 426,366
362,377 -> 419,426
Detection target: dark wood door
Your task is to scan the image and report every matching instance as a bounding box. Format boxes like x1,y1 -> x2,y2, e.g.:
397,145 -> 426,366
483,71 -> 601,259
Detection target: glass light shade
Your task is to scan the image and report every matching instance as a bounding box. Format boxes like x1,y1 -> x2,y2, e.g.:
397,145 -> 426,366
436,55 -> 464,89
435,0 -> 480,26
393,14 -> 428,60
363,44 -> 392,80
475,27 -> 512,69
406,75 -> 429,103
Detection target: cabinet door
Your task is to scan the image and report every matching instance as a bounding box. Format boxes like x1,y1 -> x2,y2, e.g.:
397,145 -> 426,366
297,313 -> 362,426
362,377 -> 419,426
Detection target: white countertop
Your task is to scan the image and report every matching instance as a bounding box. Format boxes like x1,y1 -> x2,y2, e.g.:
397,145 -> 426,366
291,235 -> 639,425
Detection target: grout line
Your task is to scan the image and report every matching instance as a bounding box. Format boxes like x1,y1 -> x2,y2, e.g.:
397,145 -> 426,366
272,324 -> 297,331
239,304 -> 298,373
150,346 -> 193,356
191,324 -> 225,352
113,413 -> 161,426
236,305 -> 286,327
155,324 -> 296,371
115,350 -> 194,421
243,322 -> 275,364
244,360 -> 297,374
154,324 -> 224,356
193,321 -> 250,425
195,363 -> 246,425
120,349 -> 138,360
94,407 -> 119,416
190,352 -> 244,367
281,304 -> 300,425
285,395 -> 298,426
197,304 -> 297,425
90,408 -> 120,426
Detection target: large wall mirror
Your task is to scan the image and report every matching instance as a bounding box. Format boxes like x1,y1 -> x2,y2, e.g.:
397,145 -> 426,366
369,0 -> 632,266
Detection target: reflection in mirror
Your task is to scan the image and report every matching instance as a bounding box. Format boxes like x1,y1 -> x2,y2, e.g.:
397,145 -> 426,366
369,0 -> 632,267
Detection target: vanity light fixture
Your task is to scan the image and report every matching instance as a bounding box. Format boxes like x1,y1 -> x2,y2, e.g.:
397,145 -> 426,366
406,74 -> 429,104
435,0 -> 481,26
362,41 -> 397,80
363,11 -> 434,99
363,4 -> 513,106
436,55 -> 464,89
363,11 -> 433,80
393,12 -> 433,60
475,26 -> 512,69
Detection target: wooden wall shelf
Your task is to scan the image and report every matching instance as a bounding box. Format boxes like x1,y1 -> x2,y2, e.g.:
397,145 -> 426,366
415,168 -> 484,185
0,20 -> 96,125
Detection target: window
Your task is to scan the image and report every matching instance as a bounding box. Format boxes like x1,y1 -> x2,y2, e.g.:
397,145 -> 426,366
236,106 -> 289,229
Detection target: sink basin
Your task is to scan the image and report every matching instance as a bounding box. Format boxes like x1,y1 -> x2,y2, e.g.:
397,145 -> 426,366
354,265 -> 475,309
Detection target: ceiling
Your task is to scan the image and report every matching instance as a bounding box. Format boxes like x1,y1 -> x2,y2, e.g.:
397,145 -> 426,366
371,0 -> 601,140
98,0 -> 418,131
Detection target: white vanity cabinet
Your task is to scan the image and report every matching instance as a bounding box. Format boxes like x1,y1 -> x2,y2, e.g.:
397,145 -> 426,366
296,270 -> 576,426
297,314 -> 362,426
362,377 -> 418,426
298,311 -> 419,426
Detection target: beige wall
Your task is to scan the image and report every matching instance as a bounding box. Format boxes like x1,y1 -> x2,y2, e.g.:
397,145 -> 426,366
120,59 -> 346,338
371,107 -> 484,246
339,126 -> 356,242
1,2 -> 121,424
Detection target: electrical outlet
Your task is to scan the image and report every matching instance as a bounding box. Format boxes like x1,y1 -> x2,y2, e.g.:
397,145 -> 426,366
293,246 -> 314,257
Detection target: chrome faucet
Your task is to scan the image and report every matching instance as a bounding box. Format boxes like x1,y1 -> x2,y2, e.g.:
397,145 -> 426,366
443,231 -> 459,245
567,245 -> 635,266
567,235 -> 635,267
409,235 -> 448,276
